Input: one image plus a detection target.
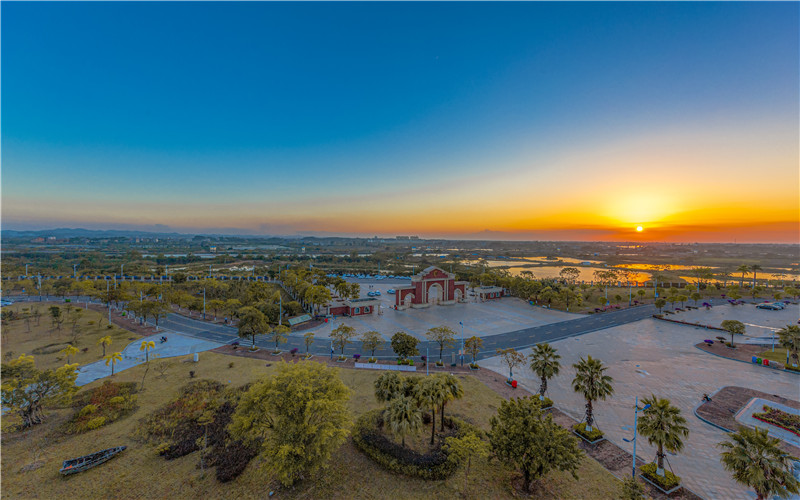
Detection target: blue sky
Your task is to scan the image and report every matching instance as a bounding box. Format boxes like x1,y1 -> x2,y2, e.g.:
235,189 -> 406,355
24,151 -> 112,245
2,2 -> 798,241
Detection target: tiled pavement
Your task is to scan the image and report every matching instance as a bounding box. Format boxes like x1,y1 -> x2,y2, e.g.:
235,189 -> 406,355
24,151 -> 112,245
481,316 -> 800,499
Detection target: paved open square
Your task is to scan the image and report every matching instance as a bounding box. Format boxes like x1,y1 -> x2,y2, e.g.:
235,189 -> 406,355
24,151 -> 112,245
306,285 -> 578,340
481,309 -> 800,499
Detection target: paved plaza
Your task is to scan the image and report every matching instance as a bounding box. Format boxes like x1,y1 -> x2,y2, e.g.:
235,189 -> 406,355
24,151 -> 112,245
480,308 -> 800,499
307,283 -> 579,340
672,301 -> 800,334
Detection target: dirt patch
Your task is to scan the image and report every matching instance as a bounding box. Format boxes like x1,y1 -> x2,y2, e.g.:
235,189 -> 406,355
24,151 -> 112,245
18,461 -> 45,473
696,386 -> 800,457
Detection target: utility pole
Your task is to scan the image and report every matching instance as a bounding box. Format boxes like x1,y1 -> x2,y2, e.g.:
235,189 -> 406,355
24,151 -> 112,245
38,274 -> 42,302
203,288 -> 206,320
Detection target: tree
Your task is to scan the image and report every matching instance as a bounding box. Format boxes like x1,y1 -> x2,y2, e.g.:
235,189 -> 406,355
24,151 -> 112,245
49,306 -> 63,330
270,324 -> 290,352
464,336 -> 483,364
425,326 -> 455,362
751,285 -> 764,300
374,371 -> 404,403
497,348 -> 525,380
303,331 -> 315,355
207,299 -> 225,320
751,264 -> 763,287
719,426 -> 800,500
637,289 -> 646,302
489,397 -> 583,492
736,265 -> 750,288
330,324 -> 357,355
229,361 -> 351,486
104,352 -> 122,375
529,343 -> 561,399
777,324 -> 800,367
439,373 -> 464,430
721,320 -> 746,347
637,395 -> 689,476
571,355 -> 614,432
1,354 -> 79,428
98,336 -> 112,357
415,376 -> 448,444
445,432 -> 490,495
559,287 -> 581,311
390,331 -> 419,360
68,308 -> 83,340
654,298 -> 666,313
559,267 -> 580,285
237,306 -> 268,350
61,345 -> 79,364
384,395 -> 422,447
142,300 -> 170,331
140,340 -> 155,362
690,292 -> 702,305
360,330 -> 383,357
676,294 -> 687,308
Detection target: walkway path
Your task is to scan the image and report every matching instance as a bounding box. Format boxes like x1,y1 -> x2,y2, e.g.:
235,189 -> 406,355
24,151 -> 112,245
74,332 -> 223,386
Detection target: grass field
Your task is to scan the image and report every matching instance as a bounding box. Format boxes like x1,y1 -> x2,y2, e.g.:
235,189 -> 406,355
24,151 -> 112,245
1,307 -> 623,499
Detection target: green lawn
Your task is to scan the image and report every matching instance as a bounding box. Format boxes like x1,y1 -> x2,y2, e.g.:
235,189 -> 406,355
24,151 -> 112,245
1,307 -> 623,499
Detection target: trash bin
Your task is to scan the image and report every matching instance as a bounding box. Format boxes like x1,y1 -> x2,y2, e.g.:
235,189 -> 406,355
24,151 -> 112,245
752,356 -> 758,363
511,380 -> 518,388
756,357 -> 762,365
763,359 -> 769,366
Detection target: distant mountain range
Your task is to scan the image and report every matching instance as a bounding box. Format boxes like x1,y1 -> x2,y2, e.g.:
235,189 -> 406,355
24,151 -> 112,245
2,228 -> 225,239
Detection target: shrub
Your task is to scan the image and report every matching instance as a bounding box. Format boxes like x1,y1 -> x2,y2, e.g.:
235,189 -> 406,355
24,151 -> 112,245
65,381 -> 138,434
135,380 -> 258,482
785,364 -> 800,373
753,405 -> 800,435
79,404 -> 98,417
573,422 -> 604,441
640,462 -> 681,490
368,357 -> 377,363
469,362 -> 479,369
228,362 -> 234,369
352,409 -> 482,480
106,325 -> 113,329
87,416 -> 107,430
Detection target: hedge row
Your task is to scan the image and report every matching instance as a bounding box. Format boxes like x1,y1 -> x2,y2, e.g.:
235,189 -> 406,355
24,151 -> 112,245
352,409 -> 483,480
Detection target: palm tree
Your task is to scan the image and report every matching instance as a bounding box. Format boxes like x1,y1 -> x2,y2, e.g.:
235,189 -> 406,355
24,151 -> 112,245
439,373 -> 464,431
736,265 -> 750,288
104,352 -> 122,375
529,343 -> 561,399
415,376 -> 448,444
374,371 -> 404,402
777,324 -> 800,367
384,395 -> 422,447
637,395 -> 689,476
751,264 -> 763,288
61,345 -> 79,364
571,355 -> 614,432
719,426 -> 800,500
140,340 -> 155,362
97,336 -> 112,357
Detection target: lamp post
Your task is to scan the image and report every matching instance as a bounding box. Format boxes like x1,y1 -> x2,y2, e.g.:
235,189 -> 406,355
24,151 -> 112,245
202,288 -> 206,320
459,321 -> 464,367
73,264 -> 78,279
622,397 -> 651,479
25,264 -> 29,277
120,264 -> 124,279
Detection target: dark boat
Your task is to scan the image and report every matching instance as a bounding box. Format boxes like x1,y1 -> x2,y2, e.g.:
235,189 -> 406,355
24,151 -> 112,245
59,446 -> 126,475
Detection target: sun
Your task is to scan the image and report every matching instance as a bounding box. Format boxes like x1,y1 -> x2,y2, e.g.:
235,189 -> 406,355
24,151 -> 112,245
636,225 -> 644,232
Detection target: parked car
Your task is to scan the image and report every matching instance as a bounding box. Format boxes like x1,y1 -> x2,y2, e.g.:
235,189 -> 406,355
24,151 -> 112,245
756,303 -> 782,310
373,290 -> 381,296
387,289 -> 395,294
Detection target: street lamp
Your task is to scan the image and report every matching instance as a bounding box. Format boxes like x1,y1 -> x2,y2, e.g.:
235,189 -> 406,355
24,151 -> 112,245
622,397 -> 651,478
73,264 -> 78,279
459,321 -> 464,367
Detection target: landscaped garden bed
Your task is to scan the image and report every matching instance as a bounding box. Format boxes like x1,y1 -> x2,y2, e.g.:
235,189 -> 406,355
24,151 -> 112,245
65,381 -> 138,434
572,422 -> 605,444
352,408 -> 481,480
640,463 -> 682,494
753,405 -> 800,436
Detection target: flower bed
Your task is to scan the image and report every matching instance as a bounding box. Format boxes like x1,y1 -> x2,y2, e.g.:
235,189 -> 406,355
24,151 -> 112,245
639,462 -> 681,494
538,396 -> 554,410
469,363 -> 479,371
785,364 -> 800,373
752,405 -> 800,436
572,422 -> 604,443
352,409 -> 483,480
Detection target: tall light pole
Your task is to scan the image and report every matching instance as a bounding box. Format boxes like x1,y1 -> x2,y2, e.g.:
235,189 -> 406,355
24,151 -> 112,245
459,321 -> 464,367
25,264 -> 30,277
73,264 -> 78,279
120,264 -> 124,280
202,288 -> 206,320
622,397 -> 651,479
106,280 -> 111,323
